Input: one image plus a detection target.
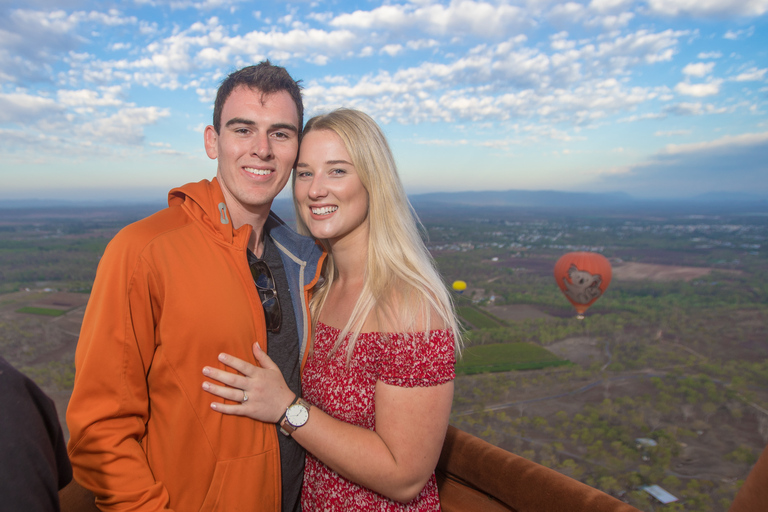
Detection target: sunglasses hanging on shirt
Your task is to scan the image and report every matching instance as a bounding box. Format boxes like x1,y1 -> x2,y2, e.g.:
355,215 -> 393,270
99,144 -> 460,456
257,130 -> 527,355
249,260 -> 282,333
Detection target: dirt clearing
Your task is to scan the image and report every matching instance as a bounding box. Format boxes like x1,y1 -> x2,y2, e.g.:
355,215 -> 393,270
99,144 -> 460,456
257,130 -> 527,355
612,262 -> 715,282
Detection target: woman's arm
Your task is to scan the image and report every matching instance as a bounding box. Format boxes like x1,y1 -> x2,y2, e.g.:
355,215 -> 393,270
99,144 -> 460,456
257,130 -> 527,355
202,343 -> 453,503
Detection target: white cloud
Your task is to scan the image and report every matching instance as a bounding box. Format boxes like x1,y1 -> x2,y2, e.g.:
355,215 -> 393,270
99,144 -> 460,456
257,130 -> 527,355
586,12 -> 634,30
647,0 -> 768,17
618,112 -> 667,122
674,79 -> 722,97
660,131 -> 768,155
60,20 -> 360,88
594,29 -> 687,67
548,2 -> 587,24
407,39 -> 439,51
164,0 -> 248,10
663,101 -> 727,115
416,139 -> 469,146
596,131 -> 768,197
380,44 -> 403,57
724,27 -> 755,40
0,8 -> 138,83
330,1 -> 529,38
682,61 -> 714,77
550,32 -> 575,51
697,51 -> 721,59
139,20 -> 159,35
732,67 -> 767,82
76,106 -> 170,145
589,0 -> 634,13
0,91 -> 61,122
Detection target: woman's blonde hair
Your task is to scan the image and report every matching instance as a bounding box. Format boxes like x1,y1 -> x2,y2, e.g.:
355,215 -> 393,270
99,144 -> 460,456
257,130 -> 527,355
292,108 -> 462,358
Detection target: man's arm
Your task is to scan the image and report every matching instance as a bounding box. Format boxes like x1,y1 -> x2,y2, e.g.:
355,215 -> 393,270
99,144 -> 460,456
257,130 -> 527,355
66,235 -> 172,511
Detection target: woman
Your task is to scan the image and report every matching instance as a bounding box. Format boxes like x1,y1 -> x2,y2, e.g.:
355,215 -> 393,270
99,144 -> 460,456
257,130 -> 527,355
202,108 -> 462,510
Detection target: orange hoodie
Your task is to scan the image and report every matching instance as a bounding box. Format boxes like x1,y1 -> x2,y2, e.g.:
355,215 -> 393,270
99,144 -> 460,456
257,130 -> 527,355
67,179 -> 325,511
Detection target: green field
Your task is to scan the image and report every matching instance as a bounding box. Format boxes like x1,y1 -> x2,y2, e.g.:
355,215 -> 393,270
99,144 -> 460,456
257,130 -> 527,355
456,305 -> 505,329
16,307 -> 66,317
456,342 -> 570,375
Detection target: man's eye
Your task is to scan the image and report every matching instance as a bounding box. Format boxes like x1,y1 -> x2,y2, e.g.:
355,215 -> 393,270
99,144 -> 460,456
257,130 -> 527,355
273,132 -> 289,139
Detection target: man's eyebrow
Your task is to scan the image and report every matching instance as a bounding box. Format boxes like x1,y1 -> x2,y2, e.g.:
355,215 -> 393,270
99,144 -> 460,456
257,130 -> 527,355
224,118 -> 298,133
225,117 -> 255,127
271,122 -> 299,133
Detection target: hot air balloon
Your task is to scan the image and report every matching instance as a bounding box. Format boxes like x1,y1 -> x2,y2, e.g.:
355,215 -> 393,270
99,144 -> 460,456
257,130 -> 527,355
452,280 -> 467,294
554,252 -> 612,319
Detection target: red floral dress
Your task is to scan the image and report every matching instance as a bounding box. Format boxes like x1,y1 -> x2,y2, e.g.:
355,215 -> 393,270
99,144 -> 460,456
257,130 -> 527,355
301,321 -> 456,511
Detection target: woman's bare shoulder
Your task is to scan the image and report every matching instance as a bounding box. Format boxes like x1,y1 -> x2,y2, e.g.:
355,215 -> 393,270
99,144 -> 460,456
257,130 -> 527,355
375,286 -> 448,334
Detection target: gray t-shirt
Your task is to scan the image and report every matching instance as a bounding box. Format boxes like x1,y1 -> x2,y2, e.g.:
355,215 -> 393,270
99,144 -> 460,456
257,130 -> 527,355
248,236 -> 303,512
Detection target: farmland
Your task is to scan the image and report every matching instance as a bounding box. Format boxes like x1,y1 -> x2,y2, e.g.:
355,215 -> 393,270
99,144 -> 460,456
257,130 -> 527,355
1,199 -> 767,511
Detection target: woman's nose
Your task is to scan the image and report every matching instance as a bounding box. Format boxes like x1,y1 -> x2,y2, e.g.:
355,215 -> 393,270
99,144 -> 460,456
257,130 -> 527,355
308,175 -> 327,199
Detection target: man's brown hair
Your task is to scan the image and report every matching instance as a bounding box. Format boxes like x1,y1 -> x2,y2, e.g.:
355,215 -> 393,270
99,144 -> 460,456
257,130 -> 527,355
212,60 -> 303,134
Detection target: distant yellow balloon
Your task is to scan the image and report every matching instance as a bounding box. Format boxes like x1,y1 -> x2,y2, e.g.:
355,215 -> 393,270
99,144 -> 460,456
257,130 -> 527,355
452,280 -> 467,293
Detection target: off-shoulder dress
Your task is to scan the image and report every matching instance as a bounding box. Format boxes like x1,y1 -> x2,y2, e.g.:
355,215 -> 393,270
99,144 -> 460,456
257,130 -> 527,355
301,321 -> 456,511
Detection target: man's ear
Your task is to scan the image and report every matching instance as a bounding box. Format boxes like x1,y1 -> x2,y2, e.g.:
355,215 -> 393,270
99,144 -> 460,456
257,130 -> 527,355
204,125 -> 218,160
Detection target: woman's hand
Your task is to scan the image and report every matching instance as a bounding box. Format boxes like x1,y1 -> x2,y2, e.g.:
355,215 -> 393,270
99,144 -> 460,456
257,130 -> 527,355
202,342 -> 295,423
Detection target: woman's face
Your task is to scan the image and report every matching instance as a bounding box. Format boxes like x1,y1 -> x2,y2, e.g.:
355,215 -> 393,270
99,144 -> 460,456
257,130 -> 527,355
294,129 -> 369,247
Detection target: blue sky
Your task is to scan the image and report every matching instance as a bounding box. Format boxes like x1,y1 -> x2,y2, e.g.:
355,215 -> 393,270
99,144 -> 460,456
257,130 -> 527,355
1,0 -> 766,202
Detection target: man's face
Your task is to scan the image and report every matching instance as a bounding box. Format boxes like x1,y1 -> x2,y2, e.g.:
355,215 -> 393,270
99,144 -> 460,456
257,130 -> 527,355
204,86 -> 300,222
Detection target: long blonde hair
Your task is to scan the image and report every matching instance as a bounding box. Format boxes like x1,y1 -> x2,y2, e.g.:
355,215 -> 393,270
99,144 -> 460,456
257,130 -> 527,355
292,108 -> 462,358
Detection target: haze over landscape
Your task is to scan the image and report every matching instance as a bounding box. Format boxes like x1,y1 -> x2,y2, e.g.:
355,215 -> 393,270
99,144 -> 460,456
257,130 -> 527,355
1,0 -> 766,202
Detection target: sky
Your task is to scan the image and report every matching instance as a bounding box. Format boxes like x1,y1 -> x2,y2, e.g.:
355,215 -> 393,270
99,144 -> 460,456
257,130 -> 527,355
1,0 -> 767,202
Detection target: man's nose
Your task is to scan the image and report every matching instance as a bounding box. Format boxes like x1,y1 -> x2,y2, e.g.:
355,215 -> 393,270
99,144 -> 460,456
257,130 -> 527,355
252,133 -> 272,159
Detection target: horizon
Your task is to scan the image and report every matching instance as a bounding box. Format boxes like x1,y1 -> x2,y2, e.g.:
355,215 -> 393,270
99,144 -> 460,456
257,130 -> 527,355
1,0 -> 767,200
2,187 -> 767,209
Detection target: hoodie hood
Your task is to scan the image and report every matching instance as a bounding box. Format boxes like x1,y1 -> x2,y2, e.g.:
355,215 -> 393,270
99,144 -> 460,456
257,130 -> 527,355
168,177 -> 239,245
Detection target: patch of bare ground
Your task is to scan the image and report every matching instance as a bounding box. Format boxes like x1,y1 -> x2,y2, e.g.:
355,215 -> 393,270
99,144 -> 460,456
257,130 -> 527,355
483,304 -> 556,322
490,255 -> 557,276
487,255 -> 746,283
29,291 -> 89,310
547,337 -> 604,367
612,262 -> 716,282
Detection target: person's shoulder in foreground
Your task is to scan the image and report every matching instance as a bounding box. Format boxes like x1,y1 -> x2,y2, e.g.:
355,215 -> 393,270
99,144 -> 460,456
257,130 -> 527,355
0,356 -> 72,512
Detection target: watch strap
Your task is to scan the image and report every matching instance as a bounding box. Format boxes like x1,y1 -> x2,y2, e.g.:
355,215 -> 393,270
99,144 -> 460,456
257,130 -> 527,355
277,393 -> 297,428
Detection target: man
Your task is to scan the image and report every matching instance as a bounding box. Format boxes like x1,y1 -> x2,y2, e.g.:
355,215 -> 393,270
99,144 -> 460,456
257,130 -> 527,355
1,356 -> 72,512
66,61 -> 324,511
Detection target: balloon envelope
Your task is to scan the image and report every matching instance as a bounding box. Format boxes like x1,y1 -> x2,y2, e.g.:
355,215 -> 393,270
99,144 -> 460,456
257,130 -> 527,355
452,280 -> 467,293
554,252 -> 612,316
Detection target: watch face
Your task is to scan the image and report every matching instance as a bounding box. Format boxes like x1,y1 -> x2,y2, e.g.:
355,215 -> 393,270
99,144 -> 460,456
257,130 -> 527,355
286,403 -> 309,427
